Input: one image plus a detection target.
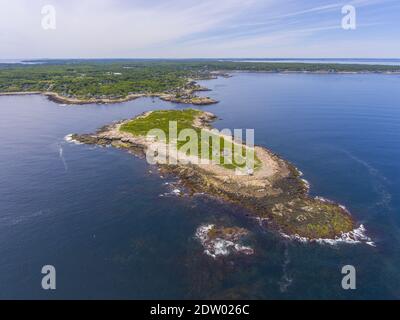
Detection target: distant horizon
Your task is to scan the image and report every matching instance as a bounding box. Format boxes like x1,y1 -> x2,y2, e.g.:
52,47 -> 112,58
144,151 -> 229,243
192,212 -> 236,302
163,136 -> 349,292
2,57 -> 400,67
2,57 -> 400,61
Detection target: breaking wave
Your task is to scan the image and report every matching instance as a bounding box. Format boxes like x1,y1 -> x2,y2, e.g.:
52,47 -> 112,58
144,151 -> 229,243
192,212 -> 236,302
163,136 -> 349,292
195,224 -> 254,258
281,224 -> 375,247
279,245 -> 293,292
64,134 -> 82,145
59,145 -> 68,171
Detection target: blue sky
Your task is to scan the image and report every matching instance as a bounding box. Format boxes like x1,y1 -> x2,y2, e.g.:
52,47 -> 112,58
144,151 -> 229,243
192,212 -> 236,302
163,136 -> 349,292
1,0 -> 399,58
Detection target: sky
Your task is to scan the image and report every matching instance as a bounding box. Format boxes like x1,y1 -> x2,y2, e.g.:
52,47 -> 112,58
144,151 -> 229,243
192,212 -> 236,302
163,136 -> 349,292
0,0 -> 399,59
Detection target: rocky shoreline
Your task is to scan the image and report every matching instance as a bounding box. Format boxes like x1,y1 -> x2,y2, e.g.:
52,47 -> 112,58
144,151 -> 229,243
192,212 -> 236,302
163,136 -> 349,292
3,69 -> 399,105
71,110 -> 359,241
0,80 -> 218,106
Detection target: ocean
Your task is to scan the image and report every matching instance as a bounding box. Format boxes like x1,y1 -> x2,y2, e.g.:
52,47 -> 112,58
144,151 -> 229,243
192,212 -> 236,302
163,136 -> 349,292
0,72 -> 399,299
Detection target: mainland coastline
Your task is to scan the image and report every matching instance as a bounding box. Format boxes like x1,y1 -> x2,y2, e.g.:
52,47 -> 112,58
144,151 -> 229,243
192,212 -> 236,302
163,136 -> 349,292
0,81 -> 218,105
2,61 -> 400,106
2,67 -> 400,106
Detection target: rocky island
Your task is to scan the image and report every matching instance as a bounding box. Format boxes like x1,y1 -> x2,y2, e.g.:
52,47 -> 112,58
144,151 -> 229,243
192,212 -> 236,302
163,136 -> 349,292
195,224 -> 254,258
71,109 -> 358,241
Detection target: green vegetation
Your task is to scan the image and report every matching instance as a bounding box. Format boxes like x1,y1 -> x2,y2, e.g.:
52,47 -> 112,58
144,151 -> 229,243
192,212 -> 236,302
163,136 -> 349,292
1,59 -> 399,100
120,109 -> 260,170
121,109 -> 201,137
283,200 -> 354,239
0,62 -> 189,98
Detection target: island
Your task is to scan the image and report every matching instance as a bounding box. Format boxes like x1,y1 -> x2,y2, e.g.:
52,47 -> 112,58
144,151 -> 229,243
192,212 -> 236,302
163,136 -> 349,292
71,109 -> 356,240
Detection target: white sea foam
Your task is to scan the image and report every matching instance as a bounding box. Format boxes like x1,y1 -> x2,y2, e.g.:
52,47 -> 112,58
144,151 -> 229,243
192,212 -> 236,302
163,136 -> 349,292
281,224 -> 375,247
279,246 -> 293,293
159,185 -> 184,197
59,145 -> 68,171
314,196 -> 331,203
64,134 -> 82,145
301,178 -> 310,191
64,134 -> 73,142
172,189 -> 181,195
195,224 -> 254,258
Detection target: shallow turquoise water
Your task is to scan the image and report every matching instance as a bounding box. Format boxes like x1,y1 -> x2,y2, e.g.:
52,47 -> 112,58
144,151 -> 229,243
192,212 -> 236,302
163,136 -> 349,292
0,73 -> 399,299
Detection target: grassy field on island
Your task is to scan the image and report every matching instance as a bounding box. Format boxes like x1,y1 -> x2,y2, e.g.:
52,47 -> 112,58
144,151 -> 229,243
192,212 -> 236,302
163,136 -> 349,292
120,109 -> 260,170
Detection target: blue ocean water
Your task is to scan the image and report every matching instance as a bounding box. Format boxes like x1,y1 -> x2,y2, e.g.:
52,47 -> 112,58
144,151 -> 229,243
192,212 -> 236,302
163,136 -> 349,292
0,73 -> 399,299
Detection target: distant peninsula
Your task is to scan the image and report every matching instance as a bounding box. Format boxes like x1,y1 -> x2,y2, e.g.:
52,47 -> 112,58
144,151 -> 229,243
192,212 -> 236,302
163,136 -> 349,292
1,60 -> 400,105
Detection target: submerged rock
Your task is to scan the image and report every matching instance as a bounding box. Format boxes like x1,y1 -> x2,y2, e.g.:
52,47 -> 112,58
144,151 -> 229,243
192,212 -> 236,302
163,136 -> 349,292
195,224 -> 254,258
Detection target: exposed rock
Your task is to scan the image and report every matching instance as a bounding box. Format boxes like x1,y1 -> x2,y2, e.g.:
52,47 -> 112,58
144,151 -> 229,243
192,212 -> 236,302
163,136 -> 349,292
195,224 -> 254,258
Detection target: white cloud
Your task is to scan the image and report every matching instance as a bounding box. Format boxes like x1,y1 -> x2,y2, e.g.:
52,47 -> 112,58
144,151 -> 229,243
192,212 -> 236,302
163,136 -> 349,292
0,0 -> 398,58
0,0 -> 262,58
